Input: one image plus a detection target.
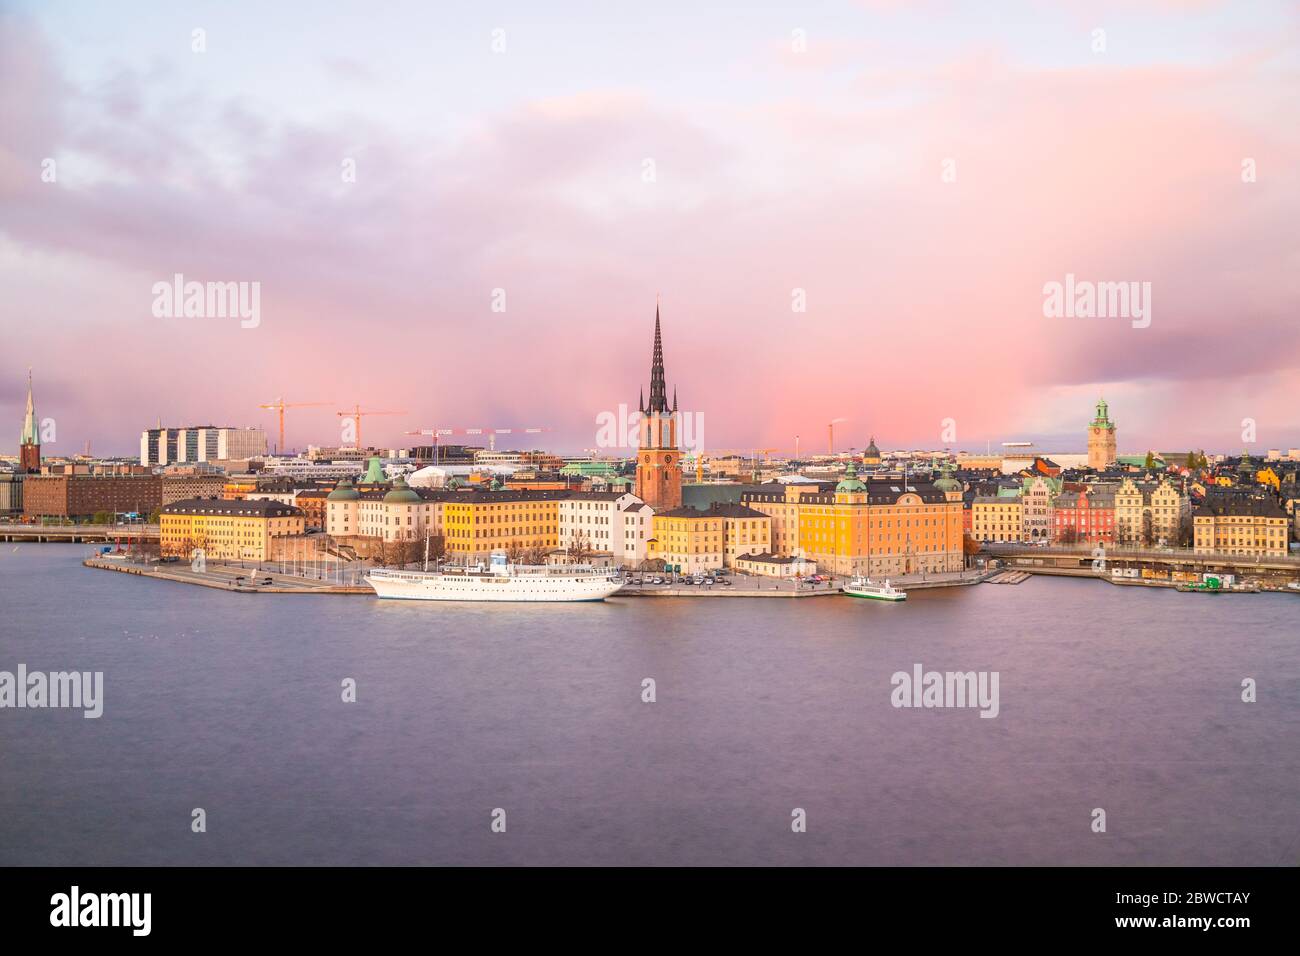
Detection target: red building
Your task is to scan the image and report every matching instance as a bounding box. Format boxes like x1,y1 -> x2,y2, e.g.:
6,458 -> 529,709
1052,488 -> 1116,544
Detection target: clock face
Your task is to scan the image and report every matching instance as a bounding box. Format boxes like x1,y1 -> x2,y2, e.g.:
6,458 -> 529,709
663,454 -> 672,464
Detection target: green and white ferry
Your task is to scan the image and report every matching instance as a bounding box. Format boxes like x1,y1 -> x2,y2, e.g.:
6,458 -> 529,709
842,576 -> 907,602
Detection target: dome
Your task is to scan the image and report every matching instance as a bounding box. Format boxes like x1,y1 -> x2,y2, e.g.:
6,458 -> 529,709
934,462 -> 961,493
327,477 -> 360,501
383,475 -> 421,503
865,436 -> 881,458
836,461 -> 868,493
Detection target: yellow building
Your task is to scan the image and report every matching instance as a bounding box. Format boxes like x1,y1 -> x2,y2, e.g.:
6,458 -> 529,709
161,497 -> 304,561
648,507 -> 723,573
971,496 -> 1023,543
742,463 -> 965,577
1193,498 -> 1289,556
442,489 -> 568,559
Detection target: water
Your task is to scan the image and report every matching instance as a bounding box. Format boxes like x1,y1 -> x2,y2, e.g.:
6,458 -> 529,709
1,545 -> 1296,866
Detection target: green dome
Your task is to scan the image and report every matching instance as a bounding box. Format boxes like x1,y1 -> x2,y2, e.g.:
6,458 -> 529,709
383,475 -> 420,503
934,461 -> 961,493
489,474 -> 505,491
327,477 -> 361,501
836,461 -> 868,493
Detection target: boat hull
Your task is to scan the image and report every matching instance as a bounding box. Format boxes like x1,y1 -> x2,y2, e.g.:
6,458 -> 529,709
843,588 -> 906,602
366,569 -> 624,602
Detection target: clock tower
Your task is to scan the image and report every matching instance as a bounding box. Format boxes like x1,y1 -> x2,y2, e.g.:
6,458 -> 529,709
635,306 -> 682,511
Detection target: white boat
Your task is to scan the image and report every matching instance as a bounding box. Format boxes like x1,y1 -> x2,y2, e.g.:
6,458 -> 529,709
842,576 -> 907,602
365,552 -> 624,602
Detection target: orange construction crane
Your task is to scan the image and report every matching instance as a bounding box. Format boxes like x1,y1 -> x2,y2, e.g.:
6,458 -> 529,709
258,398 -> 331,453
337,405 -> 407,449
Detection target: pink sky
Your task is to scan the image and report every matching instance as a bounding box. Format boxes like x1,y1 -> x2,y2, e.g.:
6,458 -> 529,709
2,2 -> 1298,457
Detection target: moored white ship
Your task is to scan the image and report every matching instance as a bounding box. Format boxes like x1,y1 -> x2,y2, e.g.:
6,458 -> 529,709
842,576 -> 907,602
365,552 -> 624,602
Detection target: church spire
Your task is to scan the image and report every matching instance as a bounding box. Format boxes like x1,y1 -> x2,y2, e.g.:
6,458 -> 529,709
646,302 -> 669,414
20,368 -> 38,446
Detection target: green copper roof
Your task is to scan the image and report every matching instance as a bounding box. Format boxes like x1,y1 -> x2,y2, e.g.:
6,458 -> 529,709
1089,397 -> 1115,429
934,461 -> 961,492
383,475 -> 421,503
836,461 -> 867,493
362,456 -> 386,484
327,477 -> 361,501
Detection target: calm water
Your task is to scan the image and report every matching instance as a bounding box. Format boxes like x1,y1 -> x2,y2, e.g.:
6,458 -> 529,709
1,544 -> 1296,866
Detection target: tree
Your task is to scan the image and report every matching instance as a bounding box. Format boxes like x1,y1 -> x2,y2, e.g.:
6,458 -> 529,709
1058,526 -> 1079,545
1144,451 -> 1155,471
92,510 -> 113,525
1140,512 -> 1155,548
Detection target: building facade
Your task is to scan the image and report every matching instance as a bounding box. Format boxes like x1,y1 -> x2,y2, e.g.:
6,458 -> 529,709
557,491 -> 649,563
22,474 -> 162,520
1052,488 -> 1115,544
1021,475 -> 1059,542
971,496 -> 1023,543
160,497 -> 304,561
140,426 -> 268,466
740,465 -> 964,577
1193,498 -> 1289,556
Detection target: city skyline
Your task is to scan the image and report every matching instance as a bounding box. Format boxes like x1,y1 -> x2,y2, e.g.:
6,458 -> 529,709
3,1 -> 1299,455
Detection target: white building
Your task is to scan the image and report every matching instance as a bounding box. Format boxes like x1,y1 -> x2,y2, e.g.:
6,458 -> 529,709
140,426 -> 268,466
557,491 -> 651,566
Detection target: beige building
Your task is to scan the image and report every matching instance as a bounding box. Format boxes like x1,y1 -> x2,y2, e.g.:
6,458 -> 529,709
1193,498 -> 1289,556
325,476 -> 445,544
1114,477 -> 1188,547
1020,476 -> 1059,542
161,497 -> 304,561
972,496 -> 1023,543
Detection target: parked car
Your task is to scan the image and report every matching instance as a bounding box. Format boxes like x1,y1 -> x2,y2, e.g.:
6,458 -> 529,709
703,577 -> 715,585
651,577 -> 663,585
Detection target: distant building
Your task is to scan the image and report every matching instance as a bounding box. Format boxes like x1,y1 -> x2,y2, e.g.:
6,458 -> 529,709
140,426 -> 267,466
1087,399 -> 1118,470
23,474 -> 162,520
0,472 -> 23,515
160,473 -> 228,505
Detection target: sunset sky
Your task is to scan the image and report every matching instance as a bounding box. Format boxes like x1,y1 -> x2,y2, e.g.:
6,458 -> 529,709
2,0 -> 1297,457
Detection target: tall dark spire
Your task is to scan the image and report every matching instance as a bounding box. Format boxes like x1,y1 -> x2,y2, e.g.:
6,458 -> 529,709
646,303 -> 669,413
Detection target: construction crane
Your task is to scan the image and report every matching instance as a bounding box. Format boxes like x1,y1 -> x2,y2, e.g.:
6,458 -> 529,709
828,417 -> 848,455
407,426 -> 553,463
337,405 -> 407,450
259,398 -> 331,454
693,448 -> 779,481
